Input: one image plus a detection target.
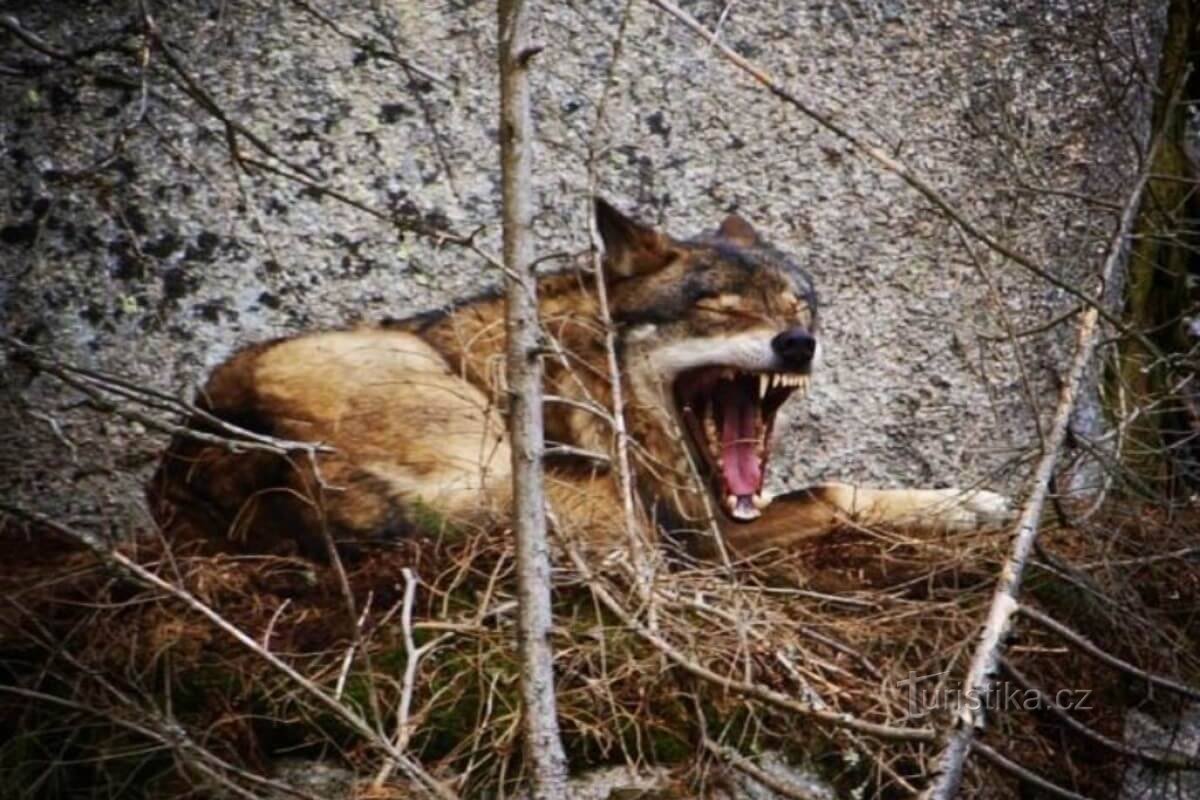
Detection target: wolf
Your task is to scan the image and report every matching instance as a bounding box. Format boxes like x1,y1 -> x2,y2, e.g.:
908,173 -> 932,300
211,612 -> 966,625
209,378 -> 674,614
148,199 -> 1009,559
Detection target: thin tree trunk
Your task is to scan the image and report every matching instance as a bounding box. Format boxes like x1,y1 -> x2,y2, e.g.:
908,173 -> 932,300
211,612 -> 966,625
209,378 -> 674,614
497,2 -> 568,797
921,128 -> 1159,800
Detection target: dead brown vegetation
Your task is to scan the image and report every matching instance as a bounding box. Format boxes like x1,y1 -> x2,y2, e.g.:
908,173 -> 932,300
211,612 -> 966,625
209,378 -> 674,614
2,492 -> 1199,798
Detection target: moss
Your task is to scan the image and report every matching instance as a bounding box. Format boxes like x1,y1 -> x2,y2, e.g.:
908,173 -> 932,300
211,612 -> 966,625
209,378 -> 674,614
416,648 -> 521,762
409,497 -> 467,542
643,725 -> 692,763
171,662 -> 246,713
0,714 -> 178,800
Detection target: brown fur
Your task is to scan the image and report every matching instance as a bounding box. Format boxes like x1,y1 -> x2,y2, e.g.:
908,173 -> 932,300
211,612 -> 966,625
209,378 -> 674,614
148,199 -> 1008,559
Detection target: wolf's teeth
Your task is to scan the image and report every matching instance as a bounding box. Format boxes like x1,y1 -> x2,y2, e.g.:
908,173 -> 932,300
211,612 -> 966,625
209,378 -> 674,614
759,374 -> 769,399
752,491 -> 773,510
731,496 -> 761,521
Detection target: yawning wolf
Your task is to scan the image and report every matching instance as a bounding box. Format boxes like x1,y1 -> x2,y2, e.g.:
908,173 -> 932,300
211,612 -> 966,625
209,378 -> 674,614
148,199 -> 1009,558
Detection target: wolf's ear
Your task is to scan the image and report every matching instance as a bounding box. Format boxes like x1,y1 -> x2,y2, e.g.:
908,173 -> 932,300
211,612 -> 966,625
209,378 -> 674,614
716,213 -> 758,246
594,197 -> 675,279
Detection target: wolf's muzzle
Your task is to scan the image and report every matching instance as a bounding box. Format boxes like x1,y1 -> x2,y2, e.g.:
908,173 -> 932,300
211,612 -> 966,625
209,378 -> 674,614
770,328 -> 816,370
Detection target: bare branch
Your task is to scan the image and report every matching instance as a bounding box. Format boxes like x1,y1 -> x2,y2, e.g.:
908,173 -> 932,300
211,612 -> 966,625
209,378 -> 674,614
973,740 -> 1095,800
286,0 -> 451,87
999,656 -> 1200,770
921,76 -> 1167,797
1019,605 -> 1200,702
702,738 -> 827,800
498,1 -> 569,796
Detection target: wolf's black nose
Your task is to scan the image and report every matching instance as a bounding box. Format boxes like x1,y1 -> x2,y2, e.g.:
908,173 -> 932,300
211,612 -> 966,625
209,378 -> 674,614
771,328 -> 816,368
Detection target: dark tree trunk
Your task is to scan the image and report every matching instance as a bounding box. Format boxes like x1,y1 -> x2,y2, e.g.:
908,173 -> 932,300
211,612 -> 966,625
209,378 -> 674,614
1116,0 -> 1200,492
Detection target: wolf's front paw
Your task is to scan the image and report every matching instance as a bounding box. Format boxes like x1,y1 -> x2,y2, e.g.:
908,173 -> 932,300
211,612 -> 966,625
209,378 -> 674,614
962,490 -> 1014,528
937,489 -> 1013,531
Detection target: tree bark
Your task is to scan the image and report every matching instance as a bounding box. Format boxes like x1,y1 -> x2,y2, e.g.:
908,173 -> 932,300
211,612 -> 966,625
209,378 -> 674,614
1116,0 -> 1199,491
497,2 -> 568,797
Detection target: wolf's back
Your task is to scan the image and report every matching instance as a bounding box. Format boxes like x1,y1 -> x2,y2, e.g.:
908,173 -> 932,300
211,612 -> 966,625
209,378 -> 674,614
147,329 -> 515,556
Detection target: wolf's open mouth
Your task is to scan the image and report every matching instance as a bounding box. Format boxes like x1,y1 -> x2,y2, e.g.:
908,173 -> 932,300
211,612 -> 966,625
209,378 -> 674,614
673,366 -> 809,522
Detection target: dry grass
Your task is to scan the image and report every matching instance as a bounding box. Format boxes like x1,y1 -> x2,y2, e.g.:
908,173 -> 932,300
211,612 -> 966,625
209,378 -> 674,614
2,495 -> 1198,799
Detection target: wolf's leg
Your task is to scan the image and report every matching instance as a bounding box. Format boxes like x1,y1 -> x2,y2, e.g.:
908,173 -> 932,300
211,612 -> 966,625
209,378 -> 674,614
821,483 -> 1012,531
722,482 -> 1012,554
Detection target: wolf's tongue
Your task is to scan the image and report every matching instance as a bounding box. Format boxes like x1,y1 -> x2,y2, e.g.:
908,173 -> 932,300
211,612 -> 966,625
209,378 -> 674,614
719,384 -> 760,496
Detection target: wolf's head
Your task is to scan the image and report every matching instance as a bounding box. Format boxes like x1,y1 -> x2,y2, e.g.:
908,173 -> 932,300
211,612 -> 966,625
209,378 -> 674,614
596,199 -> 819,526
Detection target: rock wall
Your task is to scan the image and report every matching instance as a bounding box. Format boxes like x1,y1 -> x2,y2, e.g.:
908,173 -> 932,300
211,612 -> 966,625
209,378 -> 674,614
0,0 -> 1165,524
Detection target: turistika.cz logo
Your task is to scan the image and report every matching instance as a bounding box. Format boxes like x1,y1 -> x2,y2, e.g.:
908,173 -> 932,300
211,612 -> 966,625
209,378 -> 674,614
898,670 -> 1093,716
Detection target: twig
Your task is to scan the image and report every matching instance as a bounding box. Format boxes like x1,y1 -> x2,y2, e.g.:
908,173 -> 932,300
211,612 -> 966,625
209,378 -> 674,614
5,336 -> 334,458
544,443 -> 612,465
561,539 -> 935,742
287,0 -> 451,87
1018,605 -> 1200,702
146,18 -> 320,182
972,741 -> 1094,800
0,502 -> 458,800
0,14 -> 73,60
1076,544 -> 1200,570
976,305 -> 1084,342
236,154 -> 504,270
583,0 -> 672,599
392,569 -> 422,754
0,685 -> 320,800
795,624 -> 882,680
261,599 -> 291,649
3,595 -> 323,800
955,224 -> 1044,445
317,469 -> 384,729
374,568 -> 453,788
585,205 -> 664,614
709,2 -> 738,49
999,656 -> 1200,770
702,738 -> 826,800
332,590 -> 374,701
